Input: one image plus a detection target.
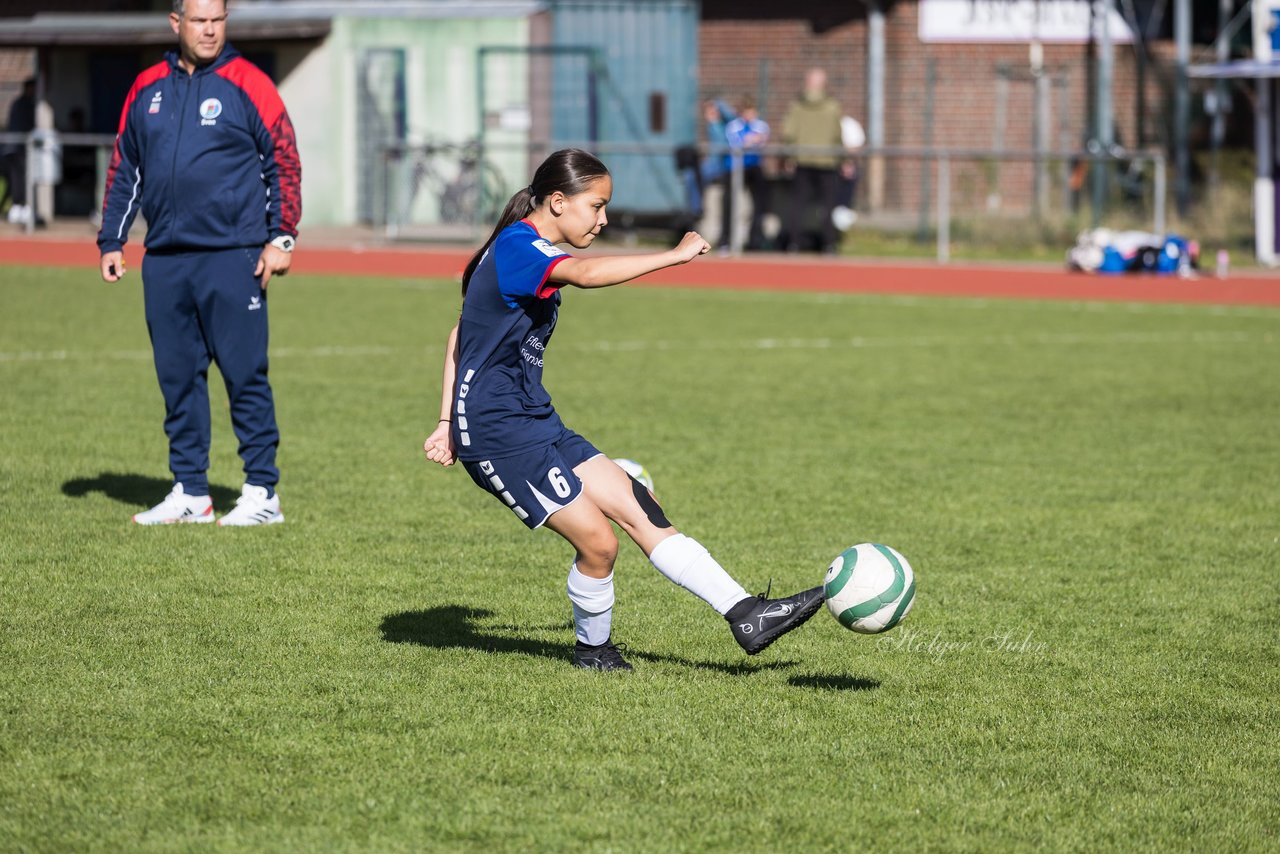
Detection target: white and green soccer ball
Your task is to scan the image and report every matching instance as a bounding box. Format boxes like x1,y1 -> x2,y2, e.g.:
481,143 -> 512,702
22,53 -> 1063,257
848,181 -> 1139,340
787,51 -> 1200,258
824,543 -> 916,634
612,458 -> 654,492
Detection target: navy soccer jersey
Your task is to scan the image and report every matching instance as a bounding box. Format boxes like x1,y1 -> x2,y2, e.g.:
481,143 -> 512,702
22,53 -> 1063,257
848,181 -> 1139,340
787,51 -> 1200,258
453,219 -> 573,461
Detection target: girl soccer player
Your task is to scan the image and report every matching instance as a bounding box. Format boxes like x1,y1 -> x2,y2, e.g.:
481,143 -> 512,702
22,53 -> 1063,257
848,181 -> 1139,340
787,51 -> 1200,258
423,149 -> 823,671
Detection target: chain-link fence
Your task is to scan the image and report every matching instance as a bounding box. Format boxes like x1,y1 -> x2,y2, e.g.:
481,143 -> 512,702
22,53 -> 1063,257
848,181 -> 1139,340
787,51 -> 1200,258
717,143 -> 1167,261
0,128 -> 1168,263
377,137 -> 1168,262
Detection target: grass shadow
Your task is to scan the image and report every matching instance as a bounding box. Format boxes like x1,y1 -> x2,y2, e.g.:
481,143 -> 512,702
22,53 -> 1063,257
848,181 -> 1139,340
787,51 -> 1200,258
787,674 -> 880,692
62,472 -> 239,509
382,606 -> 571,662
381,606 -> 796,675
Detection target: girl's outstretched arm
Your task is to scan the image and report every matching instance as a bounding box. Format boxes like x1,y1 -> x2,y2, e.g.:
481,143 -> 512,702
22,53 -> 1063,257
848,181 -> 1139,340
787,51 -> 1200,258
550,231 -> 710,289
423,319 -> 460,467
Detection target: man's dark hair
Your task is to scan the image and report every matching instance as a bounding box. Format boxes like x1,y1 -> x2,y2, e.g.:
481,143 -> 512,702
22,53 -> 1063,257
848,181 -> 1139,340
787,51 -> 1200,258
173,1 -> 228,13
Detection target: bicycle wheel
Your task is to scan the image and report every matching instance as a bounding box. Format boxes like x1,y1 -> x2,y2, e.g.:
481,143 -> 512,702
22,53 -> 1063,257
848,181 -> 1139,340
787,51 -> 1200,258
441,157 -> 507,224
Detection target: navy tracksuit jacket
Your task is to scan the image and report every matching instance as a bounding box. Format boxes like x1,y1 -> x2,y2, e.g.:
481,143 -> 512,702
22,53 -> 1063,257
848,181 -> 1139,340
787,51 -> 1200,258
98,44 -> 301,495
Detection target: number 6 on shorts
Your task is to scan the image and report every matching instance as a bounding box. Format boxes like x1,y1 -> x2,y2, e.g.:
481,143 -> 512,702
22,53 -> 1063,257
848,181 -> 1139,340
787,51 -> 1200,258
548,467 -> 571,498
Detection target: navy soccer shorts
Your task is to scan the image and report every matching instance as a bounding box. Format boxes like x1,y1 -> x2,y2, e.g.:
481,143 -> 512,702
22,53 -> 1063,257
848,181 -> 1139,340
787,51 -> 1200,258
461,429 -> 603,529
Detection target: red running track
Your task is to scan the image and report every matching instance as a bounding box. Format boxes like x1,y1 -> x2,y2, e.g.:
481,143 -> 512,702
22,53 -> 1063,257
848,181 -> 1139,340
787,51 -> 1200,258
3,236 -> 1277,306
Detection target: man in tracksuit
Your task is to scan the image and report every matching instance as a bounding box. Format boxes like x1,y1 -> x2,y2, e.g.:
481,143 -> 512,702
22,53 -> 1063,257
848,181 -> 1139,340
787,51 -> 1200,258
98,0 -> 301,526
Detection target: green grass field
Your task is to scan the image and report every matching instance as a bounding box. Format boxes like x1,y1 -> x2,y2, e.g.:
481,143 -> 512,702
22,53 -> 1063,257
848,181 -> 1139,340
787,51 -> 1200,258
2,263 -> 1278,851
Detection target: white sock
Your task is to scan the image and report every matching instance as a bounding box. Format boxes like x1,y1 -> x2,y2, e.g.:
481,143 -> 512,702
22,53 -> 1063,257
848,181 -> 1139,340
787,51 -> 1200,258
648,533 -> 749,616
566,564 -> 614,645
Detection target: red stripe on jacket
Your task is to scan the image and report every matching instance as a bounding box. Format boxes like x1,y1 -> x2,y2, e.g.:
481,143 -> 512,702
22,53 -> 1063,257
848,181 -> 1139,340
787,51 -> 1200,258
214,57 -> 302,236
101,62 -> 170,224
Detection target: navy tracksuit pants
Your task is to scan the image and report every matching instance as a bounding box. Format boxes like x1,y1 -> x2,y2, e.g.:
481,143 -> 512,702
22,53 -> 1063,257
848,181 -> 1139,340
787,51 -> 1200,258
142,247 -> 279,496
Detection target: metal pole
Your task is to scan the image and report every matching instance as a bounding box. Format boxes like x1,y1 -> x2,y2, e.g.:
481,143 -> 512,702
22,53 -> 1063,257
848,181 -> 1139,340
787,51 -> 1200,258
23,131 -> 34,235
94,143 -> 108,219
937,155 -> 950,264
1153,152 -> 1167,237
757,57 -> 769,118
729,147 -> 745,254
1210,0 -> 1232,194
867,0 -> 886,212
1253,0 -> 1277,264
1058,74 -> 1073,214
1274,78 -> 1279,257
28,51 -> 46,234
383,146 -> 395,239
1123,0 -> 1147,146
475,49 -> 488,229
1092,0 -> 1114,224
1174,0 -> 1191,217
1257,76 -> 1276,264
1030,4 -> 1047,219
1032,44 -> 1050,219
917,58 -> 936,242
587,62 -> 600,145
993,66 -> 1008,154
992,65 -> 1008,211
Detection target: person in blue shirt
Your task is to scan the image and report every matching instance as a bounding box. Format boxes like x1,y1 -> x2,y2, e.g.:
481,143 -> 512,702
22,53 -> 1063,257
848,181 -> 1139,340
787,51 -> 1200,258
423,148 -> 823,672
720,97 -> 770,252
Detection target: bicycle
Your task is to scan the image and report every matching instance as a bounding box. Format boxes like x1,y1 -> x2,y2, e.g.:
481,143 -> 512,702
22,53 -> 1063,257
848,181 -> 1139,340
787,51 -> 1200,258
390,138 -> 507,230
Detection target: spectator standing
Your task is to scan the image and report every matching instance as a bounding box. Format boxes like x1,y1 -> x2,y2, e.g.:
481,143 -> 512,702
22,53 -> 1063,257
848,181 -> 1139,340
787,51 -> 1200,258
832,114 -> 865,233
720,97 -> 770,252
700,98 -> 731,249
701,99 -> 731,185
97,0 -> 301,526
3,77 -> 35,225
781,68 -> 844,253
672,143 -> 704,238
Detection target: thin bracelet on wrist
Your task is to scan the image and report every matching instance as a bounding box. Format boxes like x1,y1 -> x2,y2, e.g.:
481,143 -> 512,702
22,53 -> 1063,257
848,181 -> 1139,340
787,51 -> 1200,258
439,418 -> 452,423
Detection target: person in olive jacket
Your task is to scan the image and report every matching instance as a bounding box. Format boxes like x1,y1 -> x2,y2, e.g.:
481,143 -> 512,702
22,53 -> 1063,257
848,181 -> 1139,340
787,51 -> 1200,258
781,68 -> 844,253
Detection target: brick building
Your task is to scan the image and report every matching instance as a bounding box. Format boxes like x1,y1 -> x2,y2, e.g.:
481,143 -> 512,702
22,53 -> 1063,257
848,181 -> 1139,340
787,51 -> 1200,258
701,0 -> 1178,217
0,0 -> 1214,223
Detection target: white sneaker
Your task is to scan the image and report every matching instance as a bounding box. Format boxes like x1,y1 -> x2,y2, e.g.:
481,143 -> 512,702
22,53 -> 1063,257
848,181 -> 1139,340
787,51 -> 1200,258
217,484 -> 284,527
133,483 -> 214,525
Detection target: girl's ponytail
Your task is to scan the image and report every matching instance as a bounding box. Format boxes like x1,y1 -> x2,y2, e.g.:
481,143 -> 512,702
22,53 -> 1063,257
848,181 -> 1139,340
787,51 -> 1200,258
461,187 -> 536,295
460,149 -> 609,296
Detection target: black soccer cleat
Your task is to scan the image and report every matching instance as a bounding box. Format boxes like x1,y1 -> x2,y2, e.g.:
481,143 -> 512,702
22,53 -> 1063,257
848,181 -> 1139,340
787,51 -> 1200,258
572,639 -> 634,672
727,585 -> 826,655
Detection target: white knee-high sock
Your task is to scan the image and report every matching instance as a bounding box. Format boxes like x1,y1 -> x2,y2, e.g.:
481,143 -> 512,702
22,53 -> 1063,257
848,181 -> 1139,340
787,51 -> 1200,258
648,533 -> 749,616
566,564 -> 614,645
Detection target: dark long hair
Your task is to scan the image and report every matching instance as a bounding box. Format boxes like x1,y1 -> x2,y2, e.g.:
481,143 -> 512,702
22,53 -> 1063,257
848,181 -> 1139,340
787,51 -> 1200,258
461,148 -> 610,294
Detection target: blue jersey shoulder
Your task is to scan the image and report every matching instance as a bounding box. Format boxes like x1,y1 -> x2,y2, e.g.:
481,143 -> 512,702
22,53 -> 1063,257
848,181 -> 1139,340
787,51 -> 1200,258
493,220 -> 571,308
